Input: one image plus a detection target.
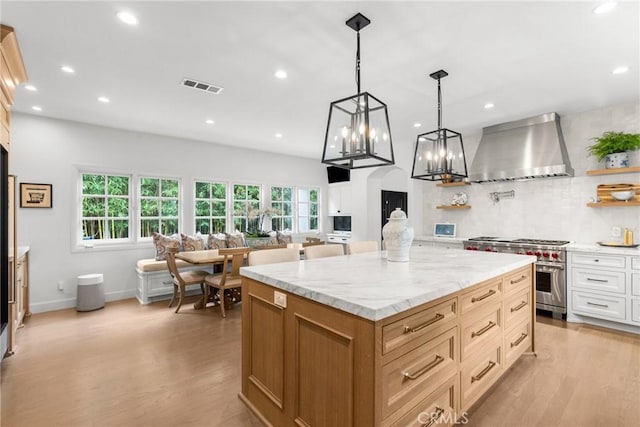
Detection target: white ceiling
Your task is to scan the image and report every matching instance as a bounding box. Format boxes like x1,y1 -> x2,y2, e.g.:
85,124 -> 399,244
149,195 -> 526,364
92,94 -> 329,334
2,1 -> 639,160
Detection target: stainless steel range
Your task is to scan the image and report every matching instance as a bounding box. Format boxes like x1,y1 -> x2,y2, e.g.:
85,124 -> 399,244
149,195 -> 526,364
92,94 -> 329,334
463,237 -> 570,317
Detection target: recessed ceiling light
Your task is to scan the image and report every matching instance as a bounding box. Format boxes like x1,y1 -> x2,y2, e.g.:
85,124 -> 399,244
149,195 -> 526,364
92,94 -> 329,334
61,65 -> 75,74
484,103 -> 495,109
612,66 -> 629,74
97,96 -> 110,103
117,11 -> 138,25
24,84 -> 37,91
274,70 -> 287,79
593,2 -> 617,14
32,106 -> 42,111
205,119 -> 215,125
413,123 -> 421,128
275,133 -> 283,138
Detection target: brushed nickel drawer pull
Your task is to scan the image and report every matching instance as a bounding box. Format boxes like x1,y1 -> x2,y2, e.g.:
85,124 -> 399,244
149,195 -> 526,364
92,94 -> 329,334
510,275 -> 527,284
403,313 -> 445,334
471,321 -> 496,338
471,361 -> 496,383
422,406 -> 445,427
510,333 -> 528,348
586,278 -> 608,283
471,289 -> 496,303
510,301 -> 527,312
162,280 -> 173,285
403,355 -> 445,380
587,302 -> 609,308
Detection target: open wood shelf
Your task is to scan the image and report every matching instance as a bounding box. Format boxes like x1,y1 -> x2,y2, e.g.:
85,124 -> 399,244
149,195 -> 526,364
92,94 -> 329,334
436,205 -> 471,210
586,166 -> 640,176
436,181 -> 471,187
587,201 -> 640,207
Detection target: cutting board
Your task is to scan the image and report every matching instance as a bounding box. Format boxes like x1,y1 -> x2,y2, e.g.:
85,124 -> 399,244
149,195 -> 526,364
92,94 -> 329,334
596,183 -> 640,202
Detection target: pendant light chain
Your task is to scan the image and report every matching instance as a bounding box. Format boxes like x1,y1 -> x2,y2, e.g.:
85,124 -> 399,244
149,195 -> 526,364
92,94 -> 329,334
437,77 -> 442,130
355,30 -> 361,94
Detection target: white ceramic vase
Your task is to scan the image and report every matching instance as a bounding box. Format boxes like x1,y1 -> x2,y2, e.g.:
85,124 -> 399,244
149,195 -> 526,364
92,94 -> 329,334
605,152 -> 629,169
382,208 -> 414,262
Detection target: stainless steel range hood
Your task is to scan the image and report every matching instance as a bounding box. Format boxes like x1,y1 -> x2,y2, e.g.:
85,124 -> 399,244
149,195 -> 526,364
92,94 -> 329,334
468,112 -> 573,182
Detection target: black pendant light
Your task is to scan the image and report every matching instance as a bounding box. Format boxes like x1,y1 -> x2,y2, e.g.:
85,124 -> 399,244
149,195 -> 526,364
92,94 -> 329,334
411,70 -> 468,182
322,13 -> 394,170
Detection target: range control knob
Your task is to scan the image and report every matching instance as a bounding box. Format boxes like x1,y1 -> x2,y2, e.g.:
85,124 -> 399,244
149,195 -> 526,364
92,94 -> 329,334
543,252 -> 550,258
485,247 -> 493,252
534,251 -> 542,257
551,253 -> 559,259
466,246 -> 473,250
526,250 -> 534,255
517,250 -> 525,255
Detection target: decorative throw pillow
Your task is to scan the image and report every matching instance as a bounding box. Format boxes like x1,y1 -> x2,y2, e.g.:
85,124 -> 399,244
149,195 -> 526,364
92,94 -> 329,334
180,233 -> 204,251
152,232 -> 182,261
225,232 -> 247,248
208,233 -> 228,250
276,230 -> 293,244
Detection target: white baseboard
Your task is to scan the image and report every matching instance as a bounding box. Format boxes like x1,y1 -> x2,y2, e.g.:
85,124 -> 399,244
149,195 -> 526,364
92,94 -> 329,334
29,289 -> 137,314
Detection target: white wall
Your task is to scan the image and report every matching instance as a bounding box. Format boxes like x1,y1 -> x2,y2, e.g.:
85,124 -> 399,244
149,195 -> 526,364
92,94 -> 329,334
423,102 -> 640,243
11,113 -> 328,313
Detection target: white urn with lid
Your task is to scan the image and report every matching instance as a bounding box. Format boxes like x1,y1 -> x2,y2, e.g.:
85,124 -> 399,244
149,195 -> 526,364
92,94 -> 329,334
382,208 -> 414,262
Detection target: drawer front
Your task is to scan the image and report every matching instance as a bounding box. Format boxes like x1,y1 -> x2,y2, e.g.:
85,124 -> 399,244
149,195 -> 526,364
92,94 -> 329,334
461,304 -> 502,361
503,265 -> 532,296
504,287 -> 531,331
461,340 -> 503,411
383,373 -> 459,427
571,253 -> 626,269
571,291 -> 626,321
381,327 -> 458,419
460,278 -> 502,315
632,257 -> 639,270
632,274 -> 639,297
632,299 -> 640,323
383,298 -> 457,355
504,319 -> 532,367
571,268 -> 626,294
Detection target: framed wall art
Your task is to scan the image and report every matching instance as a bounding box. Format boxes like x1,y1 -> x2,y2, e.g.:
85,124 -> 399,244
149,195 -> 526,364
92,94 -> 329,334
20,183 -> 52,208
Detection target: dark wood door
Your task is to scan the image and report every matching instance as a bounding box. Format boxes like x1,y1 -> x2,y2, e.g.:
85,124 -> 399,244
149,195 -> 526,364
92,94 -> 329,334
381,190 -> 408,240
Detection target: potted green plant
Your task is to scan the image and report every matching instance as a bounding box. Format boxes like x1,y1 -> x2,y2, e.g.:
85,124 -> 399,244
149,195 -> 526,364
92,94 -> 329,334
586,131 -> 640,169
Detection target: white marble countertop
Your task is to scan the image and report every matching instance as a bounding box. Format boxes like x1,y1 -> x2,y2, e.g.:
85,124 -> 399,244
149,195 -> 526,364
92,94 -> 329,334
241,246 -> 535,321
567,243 -> 639,256
9,245 -> 30,261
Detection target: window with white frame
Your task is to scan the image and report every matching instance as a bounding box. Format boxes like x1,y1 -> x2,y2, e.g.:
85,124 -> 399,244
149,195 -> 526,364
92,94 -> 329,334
194,181 -> 227,234
81,173 -> 131,241
270,186 -> 293,231
139,177 -> 180,237
297,188 -> 319,232
232,183 -> 261,233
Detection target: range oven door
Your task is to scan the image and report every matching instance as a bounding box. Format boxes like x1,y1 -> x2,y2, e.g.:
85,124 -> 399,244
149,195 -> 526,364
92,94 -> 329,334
535,263 -> 565,314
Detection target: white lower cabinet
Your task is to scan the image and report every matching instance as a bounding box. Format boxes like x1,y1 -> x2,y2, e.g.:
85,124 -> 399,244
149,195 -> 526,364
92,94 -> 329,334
413,239 -> 463,250
567,248 -> 640,333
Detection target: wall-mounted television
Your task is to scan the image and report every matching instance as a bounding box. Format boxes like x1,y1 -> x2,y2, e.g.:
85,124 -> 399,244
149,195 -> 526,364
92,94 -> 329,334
333,216 -> 351,232
327,166 -> 350,183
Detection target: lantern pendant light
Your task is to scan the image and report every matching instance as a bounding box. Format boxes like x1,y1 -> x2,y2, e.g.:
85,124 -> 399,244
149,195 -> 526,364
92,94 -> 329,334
322,13 -> 395,170
411,69 -> 468,182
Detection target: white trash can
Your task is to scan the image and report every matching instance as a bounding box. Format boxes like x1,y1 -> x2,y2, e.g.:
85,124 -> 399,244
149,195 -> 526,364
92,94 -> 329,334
77,273 -> 105,311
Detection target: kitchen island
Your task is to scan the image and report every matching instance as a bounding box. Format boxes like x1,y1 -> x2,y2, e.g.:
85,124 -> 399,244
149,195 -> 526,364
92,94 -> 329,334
239,246 -> 536,426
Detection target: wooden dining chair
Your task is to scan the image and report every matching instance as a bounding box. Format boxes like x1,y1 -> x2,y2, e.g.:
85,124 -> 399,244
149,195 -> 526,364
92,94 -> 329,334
304,244 -> 344,260
346,240 -> 379,255
248,247 -> 300,266
203,247 -> 252,317
165,244 -> 210,313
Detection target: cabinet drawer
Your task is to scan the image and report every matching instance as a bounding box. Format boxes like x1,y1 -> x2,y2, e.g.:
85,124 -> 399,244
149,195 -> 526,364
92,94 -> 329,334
381,327 -> 458,419
632,299 -> 640,323
461,340 -> 503,411
460,278 -> 502,315
571,268 -> 626,294
571,253 -> 625,269
633,274 -> 639,297
504,319 -> 532,367
632,257 -> 639,270
461,303 -> 502,361
383,298 -> 457,355
503,265 -> 532,295
504,287 -> 531,331
571,291 -> 626,321
383,373 -> 459,427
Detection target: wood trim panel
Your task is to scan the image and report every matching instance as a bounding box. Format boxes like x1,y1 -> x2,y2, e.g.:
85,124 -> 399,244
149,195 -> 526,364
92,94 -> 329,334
0,25 -> 28,104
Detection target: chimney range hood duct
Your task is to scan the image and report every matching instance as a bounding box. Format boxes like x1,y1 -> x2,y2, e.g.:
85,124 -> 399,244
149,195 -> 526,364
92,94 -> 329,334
468,112 -> 573,182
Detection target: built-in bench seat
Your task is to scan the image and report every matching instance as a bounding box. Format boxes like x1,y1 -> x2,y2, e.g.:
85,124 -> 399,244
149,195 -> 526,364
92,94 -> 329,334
135,258 -> 205,304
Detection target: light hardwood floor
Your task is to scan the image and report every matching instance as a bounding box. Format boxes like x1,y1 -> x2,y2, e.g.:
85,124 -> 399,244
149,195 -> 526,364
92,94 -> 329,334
1,299 -> 639,427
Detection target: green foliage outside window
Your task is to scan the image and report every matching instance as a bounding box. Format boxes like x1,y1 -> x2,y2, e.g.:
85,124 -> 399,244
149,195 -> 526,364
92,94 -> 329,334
233,184 -> 261,234
195,181 -> 227,234
139,177 -> 180,237
82,173 -> 130,240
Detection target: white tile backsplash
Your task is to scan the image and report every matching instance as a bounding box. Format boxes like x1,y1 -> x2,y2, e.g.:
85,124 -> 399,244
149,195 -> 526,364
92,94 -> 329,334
424,102 -> 640,244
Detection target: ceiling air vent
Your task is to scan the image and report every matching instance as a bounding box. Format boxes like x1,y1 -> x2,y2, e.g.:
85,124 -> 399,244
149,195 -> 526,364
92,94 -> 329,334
180,78 -> 224,95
